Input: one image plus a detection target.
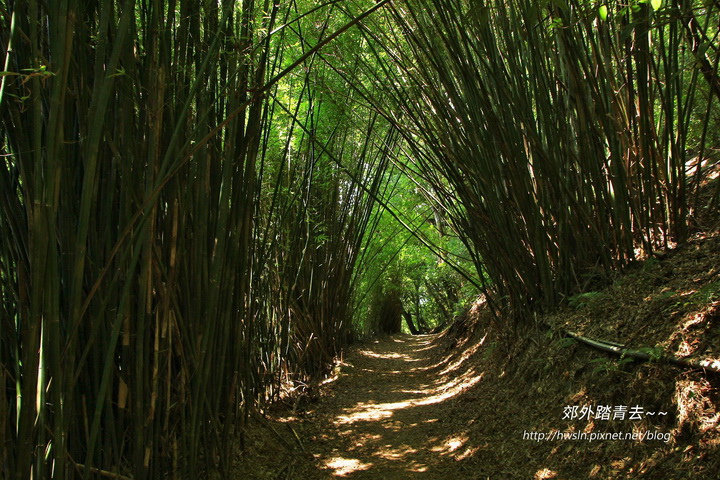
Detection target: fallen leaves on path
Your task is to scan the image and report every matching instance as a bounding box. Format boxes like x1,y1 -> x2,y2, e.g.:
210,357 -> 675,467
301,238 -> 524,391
304,334 -> 485,479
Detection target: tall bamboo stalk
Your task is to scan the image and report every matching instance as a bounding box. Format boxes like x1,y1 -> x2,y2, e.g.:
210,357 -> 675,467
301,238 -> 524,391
365,0 -> 717,319
0,0 -> 394,477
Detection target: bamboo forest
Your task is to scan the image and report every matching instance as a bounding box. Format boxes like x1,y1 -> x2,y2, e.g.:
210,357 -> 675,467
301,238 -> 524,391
1,0 -> 720,478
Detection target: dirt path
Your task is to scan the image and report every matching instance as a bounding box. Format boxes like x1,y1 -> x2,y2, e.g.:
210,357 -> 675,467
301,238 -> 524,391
299,334 -> 486,479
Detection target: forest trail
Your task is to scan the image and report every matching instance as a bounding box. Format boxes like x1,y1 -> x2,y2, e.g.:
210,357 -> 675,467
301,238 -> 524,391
297,334 -> 486,479
240,231 -> 720,480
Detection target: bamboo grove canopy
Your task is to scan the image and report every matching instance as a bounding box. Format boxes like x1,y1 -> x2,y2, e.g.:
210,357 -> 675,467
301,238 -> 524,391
1,0 -> 718,478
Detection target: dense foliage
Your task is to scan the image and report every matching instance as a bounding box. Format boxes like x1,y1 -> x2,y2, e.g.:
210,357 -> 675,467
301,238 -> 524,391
0,0 -> 391,477
364,0 -> 719,316
0,0 -> 717,478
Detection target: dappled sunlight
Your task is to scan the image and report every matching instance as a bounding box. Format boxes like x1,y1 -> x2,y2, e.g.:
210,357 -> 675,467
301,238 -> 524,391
439,333 -> 487,376
305,232 -> 719,479
307,334 -> 492,477
320,360 -> 352,386
335,400 -> 411,424
414,371 -> 484,406
353,432 -> 383,446
674,337 -> 699,357
679,309 -> 709,330
666,297 -> 720,368
334,371 -> 484,426
534,468 -> 558,479
397,388 -> 429,395
358,350 -> 422,362
430,433 -> 468,454
375,444 -> 418,460
455,444 -> 481,461
325,457 -> 373,476
406,462 -> 429,473
674,378 -> 719,440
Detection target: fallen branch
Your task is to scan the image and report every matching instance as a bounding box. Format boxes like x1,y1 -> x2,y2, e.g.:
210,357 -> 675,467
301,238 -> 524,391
288,424 -> 305,453
565,330 -> 720,375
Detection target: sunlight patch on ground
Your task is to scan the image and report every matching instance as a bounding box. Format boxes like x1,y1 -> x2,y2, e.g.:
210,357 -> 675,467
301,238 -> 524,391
455,445 -> 480,461
352,432 -> 383,448
325,457 -> 372,476
358,350 -> 422,362
319,335 -> 489,476
334,372 -> 484,425
335,401 -> 411,424
439,333 -> 486,375
398,388 -> 428,395
675,378 -> 719,439
680,309 -> 708,330
414,371 -> 484,406
569,387 -> 588,403
534,468 -> 558,479
674,337 -> 699,357
430,434 -> 468,454
375,444 -> 418,460
321,361 -> 351,386
407,463 -> 428,473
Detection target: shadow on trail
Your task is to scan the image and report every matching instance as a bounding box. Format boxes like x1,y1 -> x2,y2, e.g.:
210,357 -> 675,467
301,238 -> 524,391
308,334 -> 486,479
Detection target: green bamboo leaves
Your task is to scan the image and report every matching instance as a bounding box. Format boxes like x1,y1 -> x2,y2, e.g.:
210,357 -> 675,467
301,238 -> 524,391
599,0 -> 663,21
368,0 -> 715,319
0,0 -> 393,478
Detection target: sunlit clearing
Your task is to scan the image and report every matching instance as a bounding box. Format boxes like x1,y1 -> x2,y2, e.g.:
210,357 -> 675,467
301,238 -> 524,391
325,457 -> 372,476
534,468 -> 558,479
